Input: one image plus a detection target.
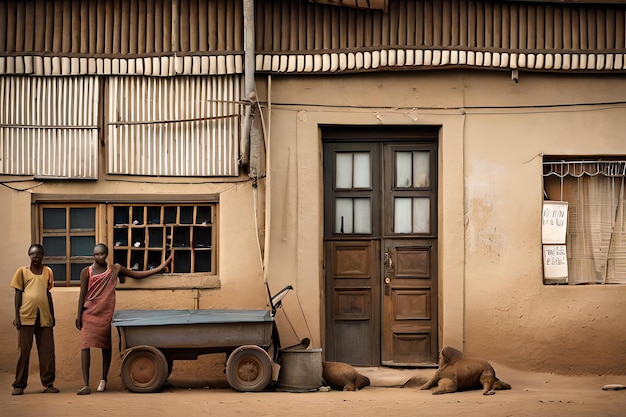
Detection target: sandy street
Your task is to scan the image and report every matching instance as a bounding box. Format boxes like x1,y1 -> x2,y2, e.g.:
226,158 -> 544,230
2,364 -> 625,417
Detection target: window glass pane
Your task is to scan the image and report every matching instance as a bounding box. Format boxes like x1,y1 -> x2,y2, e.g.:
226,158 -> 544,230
174,251 -> 191,273
114,206 -> 130,226
180,206 -> 194,224
70,208 -> 95,230
194,227 -> 212,248
413,151 -> 430,187
197,206 -> 212,224
71,263 -> 90,281
396,152 -> 413,188
335,198 -> 354,233
336,153 -> 353,189
148,228 -> 164,248
43,208 -> 66,229
70,236 -> 96,256
164,207 -> 177,224
147,207 -> 161,224
353,153 -> 371,188
173,227 -> 191,247
413,198 -> 430,233
195,252 -> 211,272
394,198 -> 412,233
114,250 -> 127,266
49,264 -> 66,282
353,198 -> 371,233
43,236 -> 66,257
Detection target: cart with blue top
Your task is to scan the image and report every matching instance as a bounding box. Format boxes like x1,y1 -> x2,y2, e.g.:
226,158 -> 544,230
112,285 -> 292,393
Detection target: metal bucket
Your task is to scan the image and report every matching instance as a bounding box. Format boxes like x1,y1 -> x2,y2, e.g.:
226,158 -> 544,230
276,348 -> 323,392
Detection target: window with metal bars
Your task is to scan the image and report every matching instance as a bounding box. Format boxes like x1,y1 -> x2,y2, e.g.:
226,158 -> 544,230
38,202 -> 217,286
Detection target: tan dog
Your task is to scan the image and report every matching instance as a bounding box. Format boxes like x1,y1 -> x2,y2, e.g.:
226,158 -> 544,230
403,346 -> 511,395
322,361 -> 370,391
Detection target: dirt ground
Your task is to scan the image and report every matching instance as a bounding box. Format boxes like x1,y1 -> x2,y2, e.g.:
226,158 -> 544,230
2,364 -> 625,417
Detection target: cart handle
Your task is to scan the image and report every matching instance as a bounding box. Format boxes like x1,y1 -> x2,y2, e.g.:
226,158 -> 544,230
267,283 -> 293,317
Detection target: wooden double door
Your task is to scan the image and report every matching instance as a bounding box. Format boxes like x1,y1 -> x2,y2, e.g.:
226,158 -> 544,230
323,126 -> 438,366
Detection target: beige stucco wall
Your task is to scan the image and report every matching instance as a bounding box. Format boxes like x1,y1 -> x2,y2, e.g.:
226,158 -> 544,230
1,69 -> 625,389
259,69 -> 626,375
0,179 -> 269,386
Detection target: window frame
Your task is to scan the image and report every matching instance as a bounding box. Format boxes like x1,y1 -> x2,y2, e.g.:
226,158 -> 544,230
543,157 -> 626,285
34,194 -> 219,288
109,203 -> 217,275
38,203 -> 100,287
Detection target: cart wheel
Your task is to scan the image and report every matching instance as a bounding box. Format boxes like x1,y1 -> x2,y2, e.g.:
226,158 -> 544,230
226,345 -> 272,392
121,345 -> 169,393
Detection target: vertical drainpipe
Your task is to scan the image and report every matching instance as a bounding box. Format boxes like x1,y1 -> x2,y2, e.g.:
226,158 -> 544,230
241,0 -> 256,179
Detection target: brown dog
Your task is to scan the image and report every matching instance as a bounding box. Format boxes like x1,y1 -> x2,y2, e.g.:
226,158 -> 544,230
403,346 -> 511,395
322,361 -> 370,391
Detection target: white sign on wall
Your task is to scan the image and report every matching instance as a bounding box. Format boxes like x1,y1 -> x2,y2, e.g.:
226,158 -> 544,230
543,245 -> 568,284
542,201 -> 568,244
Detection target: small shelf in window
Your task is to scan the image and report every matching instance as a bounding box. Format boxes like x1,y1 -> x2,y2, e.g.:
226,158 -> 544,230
114,228 -> 128,248
131,206 -> 144,226
131,229 -> 145,248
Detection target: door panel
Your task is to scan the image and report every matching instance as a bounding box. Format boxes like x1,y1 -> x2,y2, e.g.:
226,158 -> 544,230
382,240 -> 437,365
325,240 -> 380,365
323,127 -> 438,367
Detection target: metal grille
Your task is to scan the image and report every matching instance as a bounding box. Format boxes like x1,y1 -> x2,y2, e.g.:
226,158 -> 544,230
0,76 -> 99,178
107,75 -> 241,176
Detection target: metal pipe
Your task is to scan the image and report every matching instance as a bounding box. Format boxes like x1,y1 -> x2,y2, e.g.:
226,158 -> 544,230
240,0 -> 256,168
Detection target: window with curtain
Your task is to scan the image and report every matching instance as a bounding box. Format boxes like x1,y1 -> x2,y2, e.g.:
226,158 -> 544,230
543,159 -> 626,285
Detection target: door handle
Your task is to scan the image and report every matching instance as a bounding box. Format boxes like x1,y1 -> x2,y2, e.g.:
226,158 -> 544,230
384,251 -> 393,267
384,276 -> 391,295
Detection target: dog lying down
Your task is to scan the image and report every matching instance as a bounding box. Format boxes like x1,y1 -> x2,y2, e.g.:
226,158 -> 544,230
322,361 -> 370,391
402,346 -> 511,395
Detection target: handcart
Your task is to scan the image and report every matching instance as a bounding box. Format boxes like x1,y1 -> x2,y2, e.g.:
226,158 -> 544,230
112,284 -> 292,393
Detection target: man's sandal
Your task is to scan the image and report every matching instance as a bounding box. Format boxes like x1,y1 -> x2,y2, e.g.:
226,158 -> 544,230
12,387 -> 24,395
76,385 -> 91,395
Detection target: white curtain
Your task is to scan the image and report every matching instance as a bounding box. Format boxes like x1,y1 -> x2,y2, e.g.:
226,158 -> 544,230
566,175 -> 626,284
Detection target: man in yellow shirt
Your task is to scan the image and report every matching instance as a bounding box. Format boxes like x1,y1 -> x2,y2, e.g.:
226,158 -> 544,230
11,244 -> 59,395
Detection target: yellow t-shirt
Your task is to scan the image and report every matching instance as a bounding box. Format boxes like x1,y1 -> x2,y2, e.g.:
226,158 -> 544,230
10,266 -> 54,327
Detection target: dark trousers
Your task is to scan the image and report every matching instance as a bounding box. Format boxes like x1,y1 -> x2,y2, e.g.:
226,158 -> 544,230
13,321 -> 56,389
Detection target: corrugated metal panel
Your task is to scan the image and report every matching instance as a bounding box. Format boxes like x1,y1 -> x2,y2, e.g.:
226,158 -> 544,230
0,0 -> 243,55
0,76 -> 99,178
0,55 -> 244,76
2,0 -> 626,75
255,0 -> 626,52
254,50 -> 626,73
107,75 -> 241,176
